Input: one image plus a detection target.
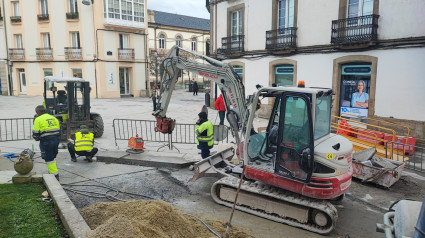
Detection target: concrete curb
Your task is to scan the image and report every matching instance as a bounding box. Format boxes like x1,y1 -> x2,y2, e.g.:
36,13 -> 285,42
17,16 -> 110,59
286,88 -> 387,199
43,174 -> 90,238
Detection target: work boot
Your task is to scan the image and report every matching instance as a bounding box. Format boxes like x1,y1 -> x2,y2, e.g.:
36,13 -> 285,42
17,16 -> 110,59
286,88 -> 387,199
71,157 -> 77,162
86,156 -> 93,163
55,174 -> 59,182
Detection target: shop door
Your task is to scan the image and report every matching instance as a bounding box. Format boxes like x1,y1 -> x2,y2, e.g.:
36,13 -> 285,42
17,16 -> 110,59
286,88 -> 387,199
119,68 -> 130,95
19,70 -> 27,94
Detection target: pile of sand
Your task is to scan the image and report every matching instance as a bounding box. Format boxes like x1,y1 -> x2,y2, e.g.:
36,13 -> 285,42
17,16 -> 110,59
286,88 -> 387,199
80,200 -> 254,238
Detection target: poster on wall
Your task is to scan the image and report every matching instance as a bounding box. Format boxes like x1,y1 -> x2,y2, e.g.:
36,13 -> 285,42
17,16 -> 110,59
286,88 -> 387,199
339,64 -> 371,119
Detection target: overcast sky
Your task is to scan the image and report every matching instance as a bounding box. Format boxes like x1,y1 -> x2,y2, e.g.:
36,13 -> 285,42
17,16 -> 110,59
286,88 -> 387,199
148,0 -> 210,19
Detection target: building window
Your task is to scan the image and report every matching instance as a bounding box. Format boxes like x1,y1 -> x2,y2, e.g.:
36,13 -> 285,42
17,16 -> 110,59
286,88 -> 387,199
191,38 -> 197,51
70,32 -> 80,48
119,33 -> 130,48
41,33 -> 50,48
278,0 -> 294,29
43,68 -> 53,77
176,36 -> 181,47
40,0 -> 48,15
69,0 -> 78,13
72,68 -> 82,78
12,2 -> 20,16
274,65 -> 294,86
104,0 -> 144,22
15,34 -> 23,48
348,0 -> 373,18
159,34 -> 165,49
233,65 -> 243,80
231,10 -> 242,37
206,39 -> 210,55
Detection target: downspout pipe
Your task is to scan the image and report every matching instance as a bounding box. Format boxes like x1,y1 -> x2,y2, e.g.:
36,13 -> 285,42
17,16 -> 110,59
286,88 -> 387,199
2,0 -> 13,95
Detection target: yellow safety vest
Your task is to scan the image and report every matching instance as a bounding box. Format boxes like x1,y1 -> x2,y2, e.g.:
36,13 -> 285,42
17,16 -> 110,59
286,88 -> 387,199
33,113 -> 60,139
75,131 -> 94,151
195,120 -> 214,146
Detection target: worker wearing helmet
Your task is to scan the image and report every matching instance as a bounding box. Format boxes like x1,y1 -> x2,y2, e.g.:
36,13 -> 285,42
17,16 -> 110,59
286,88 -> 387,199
67,125 -> 98,162
195,112 -> 214,159
32,105 -> 61,181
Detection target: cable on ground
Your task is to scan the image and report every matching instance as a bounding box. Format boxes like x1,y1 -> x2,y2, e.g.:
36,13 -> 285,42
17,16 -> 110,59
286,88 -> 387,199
184,213 -> 221,238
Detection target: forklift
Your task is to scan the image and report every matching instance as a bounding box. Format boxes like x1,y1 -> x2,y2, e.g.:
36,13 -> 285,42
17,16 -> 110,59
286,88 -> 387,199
42,76 -> 104,141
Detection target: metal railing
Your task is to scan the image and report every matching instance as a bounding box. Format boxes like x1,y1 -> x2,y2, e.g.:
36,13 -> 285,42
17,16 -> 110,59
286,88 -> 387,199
331,14 -> 379,44
386,141 -> 425,173
66,12 -> 79,19
218,35 -> 244,54
10,16 -> 21,23
8,48 -> 25,60
37,14 -> 49,21
36,48 -> 53,60
113,119 -> 229,149
118,48 -> 135,60
266,27 -> 297,50
0,118 -> 34,142
65,47 -> 82,59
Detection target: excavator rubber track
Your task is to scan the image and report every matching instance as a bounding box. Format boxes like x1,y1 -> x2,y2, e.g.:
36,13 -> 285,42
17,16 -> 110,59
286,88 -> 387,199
211,176 -> 338,235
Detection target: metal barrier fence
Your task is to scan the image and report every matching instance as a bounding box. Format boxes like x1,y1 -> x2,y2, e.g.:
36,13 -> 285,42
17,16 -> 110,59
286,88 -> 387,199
0,118 -> 34,142
113,119 -> 230,150
386,141 -> 425,173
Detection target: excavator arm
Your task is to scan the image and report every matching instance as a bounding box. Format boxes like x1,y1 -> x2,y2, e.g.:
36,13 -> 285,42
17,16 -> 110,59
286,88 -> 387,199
153,46 -> 250,145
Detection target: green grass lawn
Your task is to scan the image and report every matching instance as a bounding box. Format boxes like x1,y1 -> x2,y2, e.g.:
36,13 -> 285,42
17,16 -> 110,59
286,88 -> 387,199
0,183 -> 66,238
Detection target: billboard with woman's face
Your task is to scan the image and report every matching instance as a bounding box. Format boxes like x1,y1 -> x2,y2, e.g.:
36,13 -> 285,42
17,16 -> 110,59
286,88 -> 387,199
340,64 -> 371,118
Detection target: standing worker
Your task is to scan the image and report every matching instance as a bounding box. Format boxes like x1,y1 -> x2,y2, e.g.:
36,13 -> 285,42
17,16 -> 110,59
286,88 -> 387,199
67,125 -> 98,162
193,81 -> 199,96
150,85 -> 160,111
214,94 -> 226,125
32,105 -> 60,181
195,112 -> 214,159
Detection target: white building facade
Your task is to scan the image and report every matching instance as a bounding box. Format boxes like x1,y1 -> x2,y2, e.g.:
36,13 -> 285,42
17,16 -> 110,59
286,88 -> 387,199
208,0 -> 425,140
0,0 -> 148,98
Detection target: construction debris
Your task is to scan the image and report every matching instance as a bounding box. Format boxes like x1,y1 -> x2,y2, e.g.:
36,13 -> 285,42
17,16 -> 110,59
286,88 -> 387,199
81,200 -> 253,238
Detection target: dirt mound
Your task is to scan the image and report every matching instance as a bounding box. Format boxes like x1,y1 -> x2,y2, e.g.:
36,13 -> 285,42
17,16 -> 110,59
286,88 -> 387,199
81,200 -> 253,238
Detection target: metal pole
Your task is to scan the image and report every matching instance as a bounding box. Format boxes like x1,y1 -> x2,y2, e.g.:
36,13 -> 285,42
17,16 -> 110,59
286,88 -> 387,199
225,165 -> 246,236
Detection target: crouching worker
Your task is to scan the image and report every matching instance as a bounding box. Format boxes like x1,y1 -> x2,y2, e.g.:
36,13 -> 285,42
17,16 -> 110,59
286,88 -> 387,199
33,105 -> 61,181
195,112 -> 214,159
68,125 -> 98,162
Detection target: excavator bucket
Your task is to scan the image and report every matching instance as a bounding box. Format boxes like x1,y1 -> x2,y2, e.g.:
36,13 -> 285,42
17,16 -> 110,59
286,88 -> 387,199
189,147 -> 236,182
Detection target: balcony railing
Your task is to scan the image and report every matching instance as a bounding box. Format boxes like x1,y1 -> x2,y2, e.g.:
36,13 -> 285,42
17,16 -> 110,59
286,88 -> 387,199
37,14 -> 49,21
266,27 -> 297,50
217,35 -> 244,54
331,14 -> 379,44
36,48 -> 53,60
64,47 -> 82,59
10,16 -> 21,23
118,48 -> 135,60
9,48 -> 25,60
66,12 -> 79,19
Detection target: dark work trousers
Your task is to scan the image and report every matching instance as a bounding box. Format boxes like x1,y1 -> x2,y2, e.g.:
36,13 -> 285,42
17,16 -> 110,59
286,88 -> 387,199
201,148 -> 210,159
152,97 -> 157,111
67,142 -> 98,159
40,135 -> 60,162
218,111 -> 225,125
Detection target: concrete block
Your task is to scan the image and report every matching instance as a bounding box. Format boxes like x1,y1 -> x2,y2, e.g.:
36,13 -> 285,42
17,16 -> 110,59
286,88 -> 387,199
31,174 -> 43,183
43,174 -> 91,238
12,172 -> 36,184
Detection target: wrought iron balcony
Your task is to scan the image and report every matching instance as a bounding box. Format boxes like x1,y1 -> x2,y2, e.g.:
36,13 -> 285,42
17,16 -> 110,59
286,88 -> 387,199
217,35 -> 244,54
118,48 -> 135,60
66,12 -> 79,19
9,48 -> 25,60
36,48 -> 53,60
65,47 -> 82,59
266,27 -> 297,50
10,16 -> 21,23
38,14 -> 49,21
331,14 -> 379,44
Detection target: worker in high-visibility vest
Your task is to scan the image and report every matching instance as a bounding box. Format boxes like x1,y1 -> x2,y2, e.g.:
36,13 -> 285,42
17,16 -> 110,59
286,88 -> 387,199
67,125 -> 98,162
195,111 -> 214,159
32,105 -> 61,181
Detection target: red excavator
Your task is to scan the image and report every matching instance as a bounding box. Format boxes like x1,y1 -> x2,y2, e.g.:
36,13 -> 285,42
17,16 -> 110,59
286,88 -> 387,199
153,46 -> 353,234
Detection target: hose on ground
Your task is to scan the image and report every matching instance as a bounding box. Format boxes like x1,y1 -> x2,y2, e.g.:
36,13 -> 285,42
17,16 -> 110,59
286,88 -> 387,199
184,213 -> 222,238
